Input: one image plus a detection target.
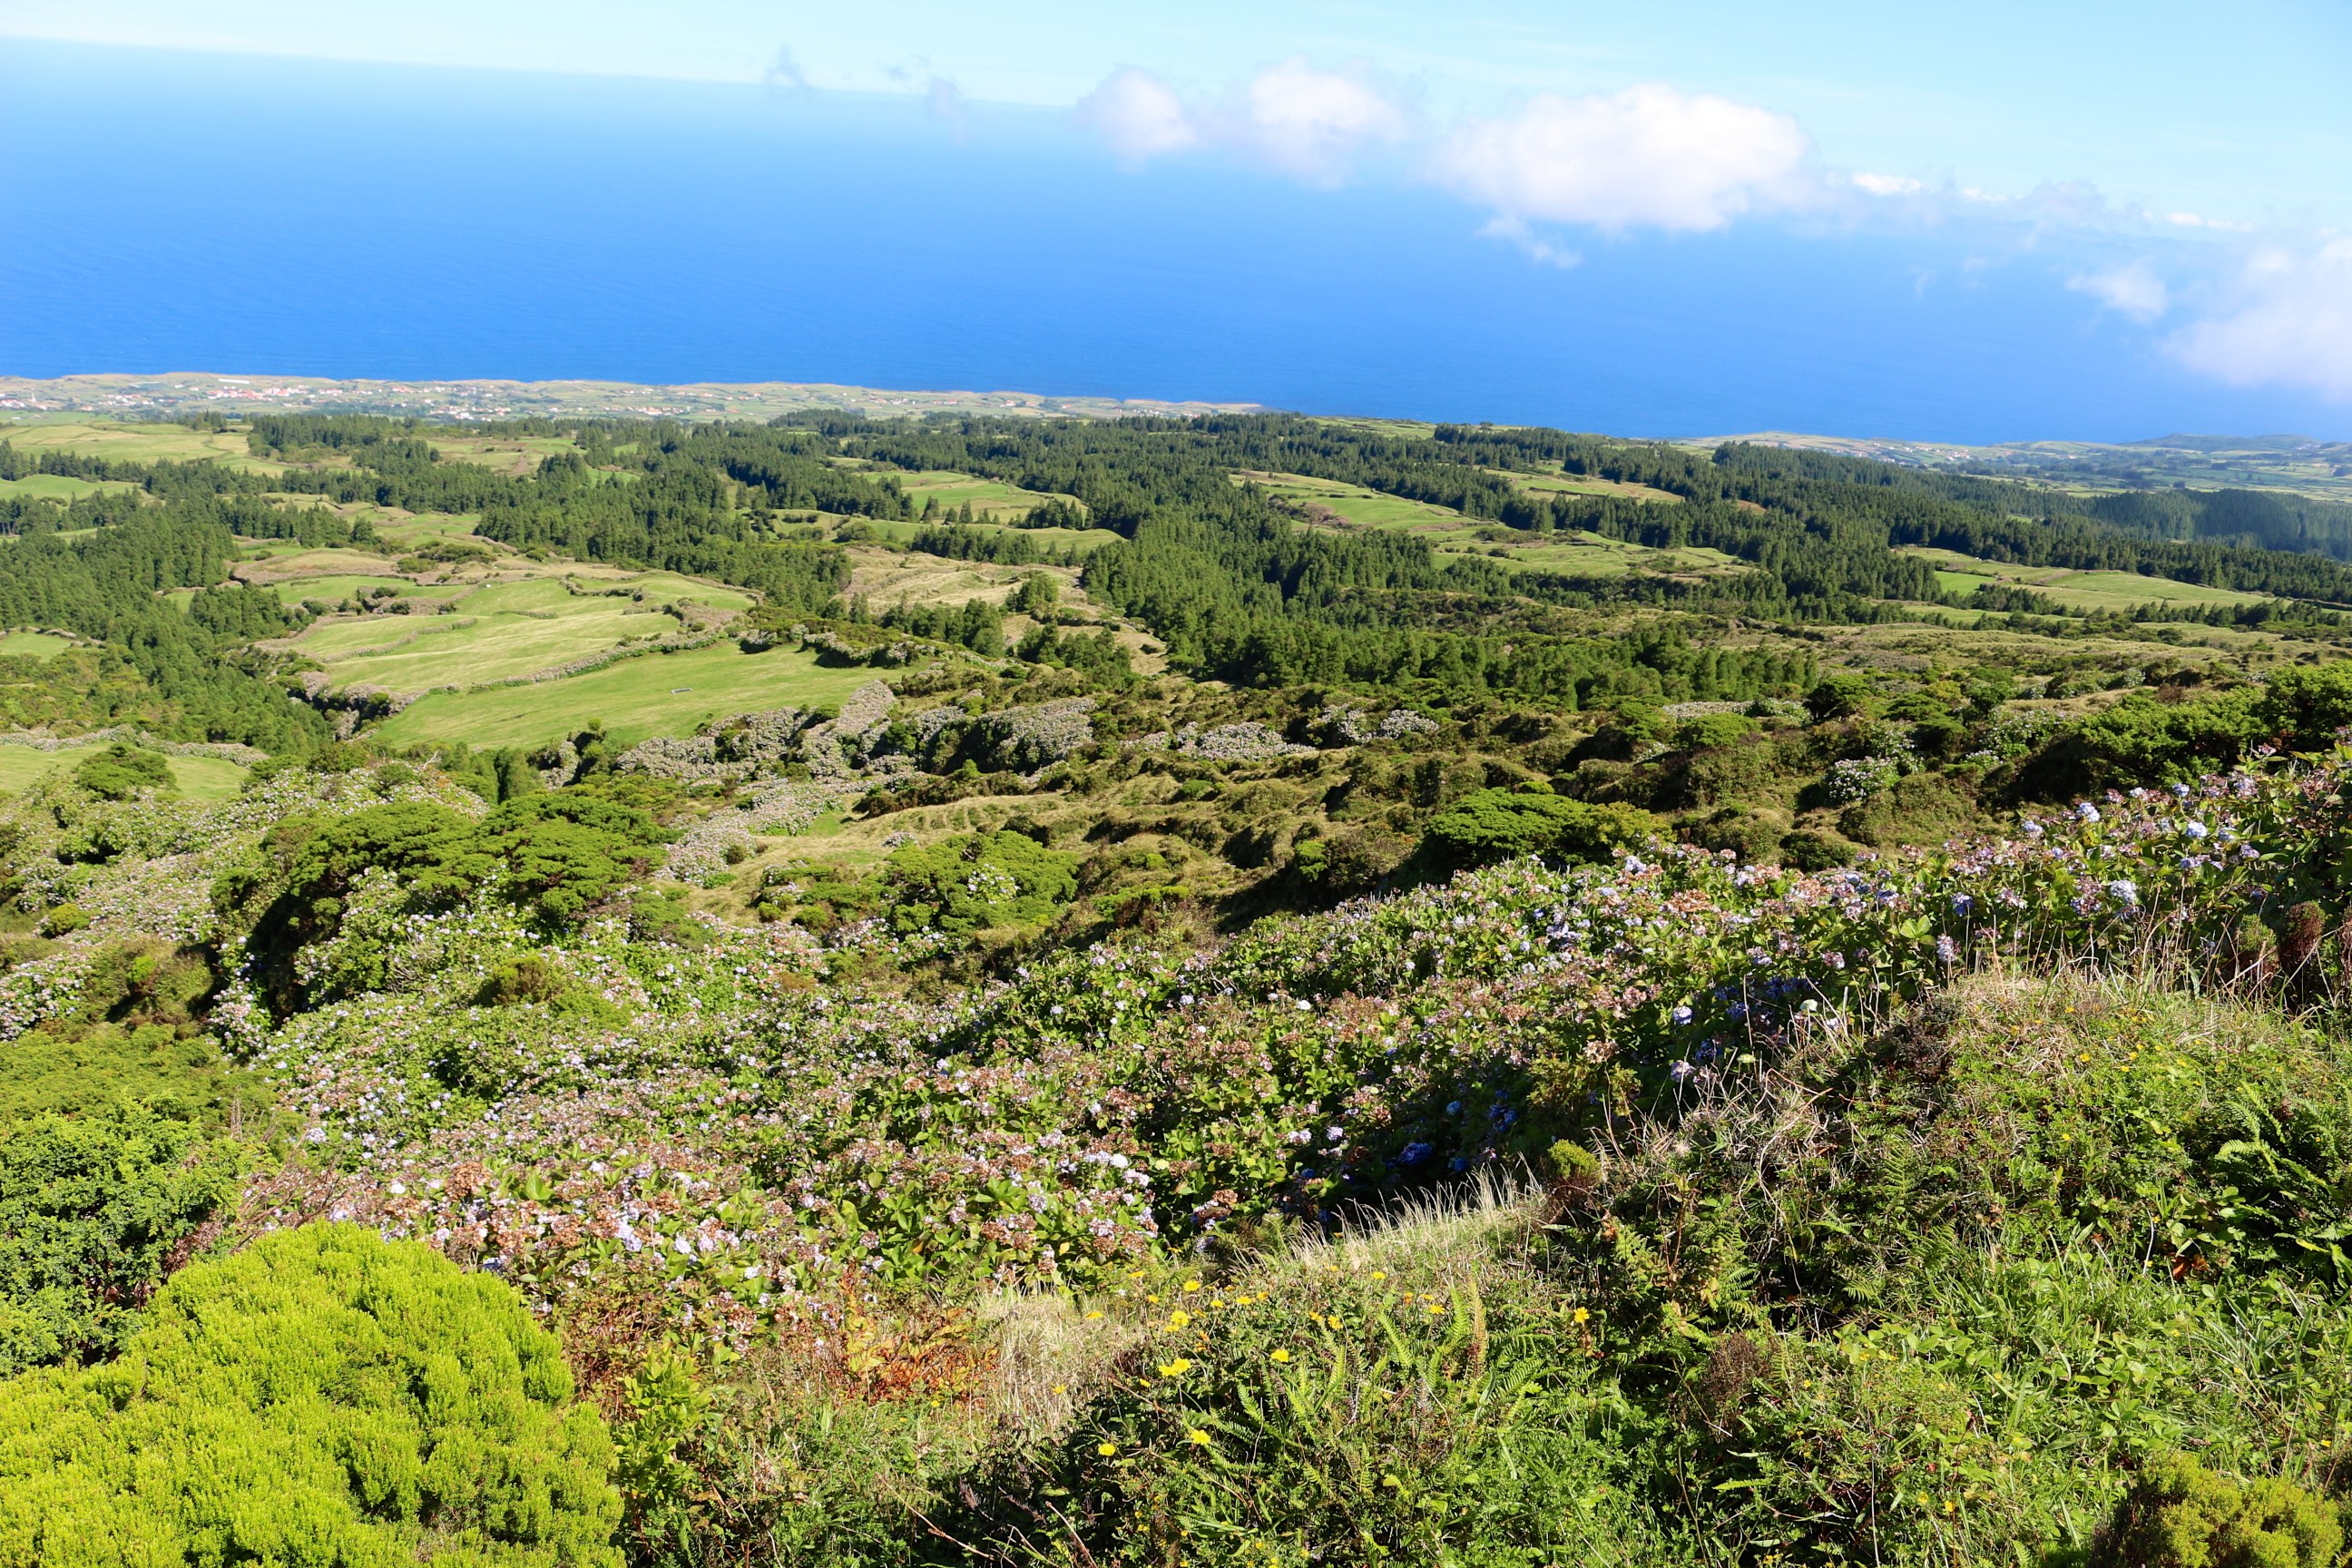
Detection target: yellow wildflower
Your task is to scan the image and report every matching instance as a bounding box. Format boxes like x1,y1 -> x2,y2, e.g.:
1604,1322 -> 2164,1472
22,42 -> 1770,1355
1182,1279 -> 1202,1293
1098,1441 -> 1118,1456
1187,1428 -> 1211,1446
1270,1348 -> 1291,1362
1159,1357 -> 1193,1377
1168,1310 -> 1192,1330
1572,1308 -> 1590,1325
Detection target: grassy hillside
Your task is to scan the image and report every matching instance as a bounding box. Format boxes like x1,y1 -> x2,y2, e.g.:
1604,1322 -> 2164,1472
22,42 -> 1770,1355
372,642 -> 881,748
7,407 -> 2352,1563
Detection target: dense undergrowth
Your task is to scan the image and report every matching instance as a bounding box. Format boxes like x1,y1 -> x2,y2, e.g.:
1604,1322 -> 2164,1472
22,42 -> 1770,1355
17,402 -> 2352,1560
5,720 -> 2352,1561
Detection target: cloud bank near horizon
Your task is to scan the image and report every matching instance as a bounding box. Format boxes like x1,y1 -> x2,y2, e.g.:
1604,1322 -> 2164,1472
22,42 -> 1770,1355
1067,58 -> 2352,407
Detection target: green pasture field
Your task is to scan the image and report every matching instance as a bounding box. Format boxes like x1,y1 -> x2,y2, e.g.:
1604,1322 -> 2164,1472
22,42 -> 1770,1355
281,570 -> 757,696
0,633 -> 74,661
0,474 -> 139,502
1901,546 -> 2271,611
162,755 -> 250,800
1826,618 -> 2293,687
253,499 -> 488,547
232,539 -> 312,560
841,546 -> 1036,609
292,597 -> 659,693
1235,471 -> 1736,579
372,512 -> 488,545
574,572 -> 754,612
890,470 -> 1085,521
0,745 -> 247,800
1473,532 -> 1742,577
422,435 -> 577,475
0,418 -> 281,473
1235,472 -> 1468,534
1496,468 -> 1684,505
371,643 -> 884,750
241,547 -> 405,580
264,575 -> 460,608
858,518 -> 1118,556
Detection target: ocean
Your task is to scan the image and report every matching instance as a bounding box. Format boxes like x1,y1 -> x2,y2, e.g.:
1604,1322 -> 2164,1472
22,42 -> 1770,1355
2,38 -> 2341,443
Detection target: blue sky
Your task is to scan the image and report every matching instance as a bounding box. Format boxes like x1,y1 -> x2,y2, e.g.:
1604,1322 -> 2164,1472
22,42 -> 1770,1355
1,2 -> 2347,436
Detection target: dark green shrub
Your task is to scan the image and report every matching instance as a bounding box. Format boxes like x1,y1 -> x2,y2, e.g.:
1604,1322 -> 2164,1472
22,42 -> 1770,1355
1673,712 -> 1757,750
2089,1453 -> 2345,1568
0,1102 -> 243,1374
0,1224 -> 622,1563
1778,828 -> 1853,871
72,744 -> 173,801
1690,804 -> 1785,863
884,829 -> 1078,936
1668,735 -> 1785,808
475,955 -> 573,1008
475,790 -> 670,922
1838,770 -> 1979,848
2252,662 -> 2352,750
35,905 -> 84,938
2037,690 -> 2261,793
1807,674 -> 1877,721
0,1021 -> 252,1128
223,795 -> 670,1011
1421,786 -> 1661,870
1293,825 -> 1414,896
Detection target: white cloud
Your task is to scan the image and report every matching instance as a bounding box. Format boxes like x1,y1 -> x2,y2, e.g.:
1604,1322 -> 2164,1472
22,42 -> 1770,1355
1851,172 -> 1923,197
1221,58 -> 1408,183
1477,215 -> 1581,269
1427,85 -> 1813,232
2068,260 -> 2170,321
1074,67 -> 1201,162
2166,210 -> 2254,234
2173,240 -> 2352,399
1075,59 -> 1405,181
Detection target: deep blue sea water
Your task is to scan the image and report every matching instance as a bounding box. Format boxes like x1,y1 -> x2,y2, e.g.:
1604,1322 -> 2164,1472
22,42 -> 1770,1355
2,39 -> 2343,443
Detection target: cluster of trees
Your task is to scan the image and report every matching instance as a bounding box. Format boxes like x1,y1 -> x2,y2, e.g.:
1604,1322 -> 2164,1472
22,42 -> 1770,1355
0,505 -> 324,750
872,593 -> 1005,655
906,524 -> 1087,566
727,413 -> 2346,699
16,407 -> 2352,758
217,789 -> 672,1014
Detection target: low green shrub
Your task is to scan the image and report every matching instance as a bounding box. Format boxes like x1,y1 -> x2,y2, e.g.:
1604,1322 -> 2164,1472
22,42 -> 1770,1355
0,1223 -> 622,1564
884,829 -> 1078,936
72,744 -> 173,802
1419,786 -> 1661,870
2088,1453 -> 2346,1568
0,1102 -> 242,1374
0,1019 -> 252,1125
